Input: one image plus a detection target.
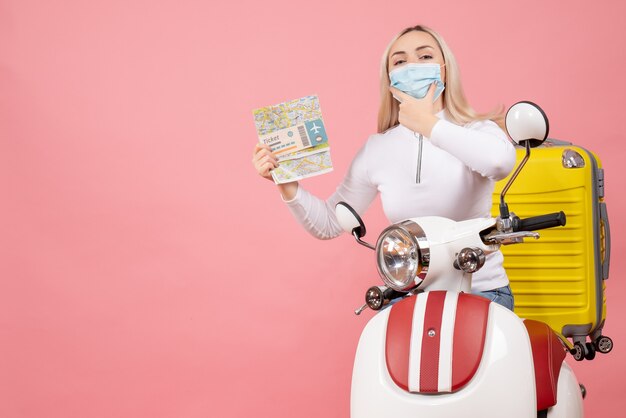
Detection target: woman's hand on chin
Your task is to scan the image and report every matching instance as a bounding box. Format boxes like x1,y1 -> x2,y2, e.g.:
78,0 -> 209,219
390,84 -> 440,137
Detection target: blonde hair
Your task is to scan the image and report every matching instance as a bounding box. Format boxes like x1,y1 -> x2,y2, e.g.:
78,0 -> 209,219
377,25 -> 504,133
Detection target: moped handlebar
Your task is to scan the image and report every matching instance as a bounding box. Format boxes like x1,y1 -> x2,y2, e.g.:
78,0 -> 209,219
513,211 -> 566,232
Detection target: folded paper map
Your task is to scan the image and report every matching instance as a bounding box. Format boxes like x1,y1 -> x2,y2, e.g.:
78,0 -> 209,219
253,95 -> 333,184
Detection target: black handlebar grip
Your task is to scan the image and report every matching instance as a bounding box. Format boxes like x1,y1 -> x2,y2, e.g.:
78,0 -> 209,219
515,211 -> 567,232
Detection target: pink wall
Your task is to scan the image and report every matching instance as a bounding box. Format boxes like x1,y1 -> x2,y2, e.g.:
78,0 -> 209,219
1,0 -> 625,416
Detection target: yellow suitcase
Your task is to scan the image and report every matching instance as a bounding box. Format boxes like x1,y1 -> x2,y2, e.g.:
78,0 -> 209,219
491,139 -> 612,361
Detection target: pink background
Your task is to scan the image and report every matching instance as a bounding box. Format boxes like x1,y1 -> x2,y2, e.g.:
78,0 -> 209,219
1,0 -> 625,416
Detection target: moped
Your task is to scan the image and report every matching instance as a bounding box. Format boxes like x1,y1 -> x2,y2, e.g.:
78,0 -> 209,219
335,102 -> 591,418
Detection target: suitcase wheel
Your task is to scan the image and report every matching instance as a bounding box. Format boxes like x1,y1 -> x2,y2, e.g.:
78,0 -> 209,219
595,335 -> 613,354
584,342 -> 596,360
571,342 -> 586,361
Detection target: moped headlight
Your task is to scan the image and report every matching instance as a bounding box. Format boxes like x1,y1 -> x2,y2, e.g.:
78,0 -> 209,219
376,222 -> 425,291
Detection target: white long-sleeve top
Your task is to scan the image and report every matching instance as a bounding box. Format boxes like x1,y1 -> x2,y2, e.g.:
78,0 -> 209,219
283,111 -> 517,292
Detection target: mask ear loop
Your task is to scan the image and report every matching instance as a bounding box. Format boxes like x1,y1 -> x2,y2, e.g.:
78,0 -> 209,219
440,62 -> 447,87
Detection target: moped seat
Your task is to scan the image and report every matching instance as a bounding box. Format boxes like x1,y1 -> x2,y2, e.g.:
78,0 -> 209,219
523,319 -> 568,411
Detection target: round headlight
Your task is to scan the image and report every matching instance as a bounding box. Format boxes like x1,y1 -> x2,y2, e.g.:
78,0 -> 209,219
376,226 -> 421,291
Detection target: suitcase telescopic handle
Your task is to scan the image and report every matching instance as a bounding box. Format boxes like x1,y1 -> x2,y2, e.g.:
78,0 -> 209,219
514,211 -> 567,232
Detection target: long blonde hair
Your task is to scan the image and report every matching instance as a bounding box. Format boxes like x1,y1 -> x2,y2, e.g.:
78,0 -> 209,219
377,25 -> 504,133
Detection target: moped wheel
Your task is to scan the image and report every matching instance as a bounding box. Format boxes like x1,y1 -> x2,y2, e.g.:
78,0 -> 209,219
571,342 -> 585,361
595,335 -> 613,354
584,342 -> 596,360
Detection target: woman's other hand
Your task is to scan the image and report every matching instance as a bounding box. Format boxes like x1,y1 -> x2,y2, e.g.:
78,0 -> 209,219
252,143 -> 298,200
252,143 -> 278,181
391,84 -> 440,137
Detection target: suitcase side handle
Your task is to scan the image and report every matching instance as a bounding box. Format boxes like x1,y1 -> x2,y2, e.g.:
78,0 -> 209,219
600,202 -> 611,280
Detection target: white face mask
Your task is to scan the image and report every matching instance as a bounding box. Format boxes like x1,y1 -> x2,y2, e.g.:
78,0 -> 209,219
389,63 -> 445,102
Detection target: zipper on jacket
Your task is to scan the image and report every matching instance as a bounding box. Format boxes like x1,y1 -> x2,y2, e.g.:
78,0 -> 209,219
415,132 -> 423,183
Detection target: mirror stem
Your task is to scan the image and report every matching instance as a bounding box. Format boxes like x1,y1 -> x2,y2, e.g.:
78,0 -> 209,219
353,230 -> 376,250
499,140 -> 531,219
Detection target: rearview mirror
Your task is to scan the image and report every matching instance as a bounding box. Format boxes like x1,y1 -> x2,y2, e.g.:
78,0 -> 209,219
505,101 -> 549,147
335,201 -> 366,238
335,202 -> 375,250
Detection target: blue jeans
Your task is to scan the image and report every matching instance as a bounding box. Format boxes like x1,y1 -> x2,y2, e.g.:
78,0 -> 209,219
474,284 -> 514,311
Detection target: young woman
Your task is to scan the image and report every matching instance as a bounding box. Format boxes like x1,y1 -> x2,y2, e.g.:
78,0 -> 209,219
252,25 -> 517,310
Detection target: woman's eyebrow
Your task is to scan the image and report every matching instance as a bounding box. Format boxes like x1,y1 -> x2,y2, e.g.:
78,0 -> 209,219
390,50 -> 407,58
390,45 -> 434,58
414,45 -> 434,52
